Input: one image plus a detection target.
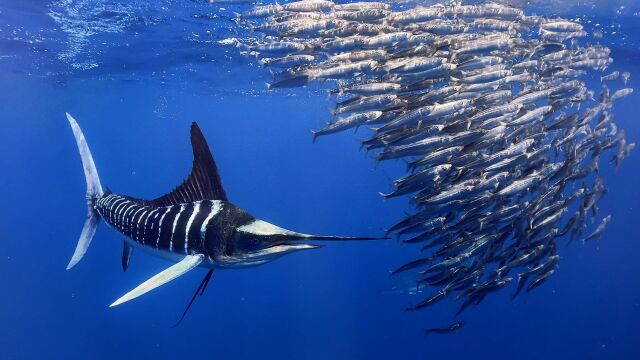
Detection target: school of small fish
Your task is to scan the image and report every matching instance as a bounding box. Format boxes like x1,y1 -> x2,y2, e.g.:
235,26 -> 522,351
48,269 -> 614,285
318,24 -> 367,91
225,1 -> 635,331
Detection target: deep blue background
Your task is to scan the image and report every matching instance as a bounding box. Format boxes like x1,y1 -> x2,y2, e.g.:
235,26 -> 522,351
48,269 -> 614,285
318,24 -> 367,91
0,1 -> 639,359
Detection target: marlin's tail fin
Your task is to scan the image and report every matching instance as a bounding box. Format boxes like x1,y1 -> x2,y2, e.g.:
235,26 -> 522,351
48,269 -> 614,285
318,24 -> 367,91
66,112 -> 104,270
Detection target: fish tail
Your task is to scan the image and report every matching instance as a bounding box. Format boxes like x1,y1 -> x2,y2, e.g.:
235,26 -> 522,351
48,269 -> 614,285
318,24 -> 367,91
65,112 -> 104,270
403,159 -> 413,172
378,191 -> 392,199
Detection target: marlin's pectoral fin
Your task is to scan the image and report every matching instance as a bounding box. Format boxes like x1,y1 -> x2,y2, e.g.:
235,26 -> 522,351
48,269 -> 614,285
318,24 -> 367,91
109,254 -> 205,307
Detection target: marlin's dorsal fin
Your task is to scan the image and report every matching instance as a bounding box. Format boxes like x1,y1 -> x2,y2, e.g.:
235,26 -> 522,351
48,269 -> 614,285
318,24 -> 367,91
152,122 -> 228,206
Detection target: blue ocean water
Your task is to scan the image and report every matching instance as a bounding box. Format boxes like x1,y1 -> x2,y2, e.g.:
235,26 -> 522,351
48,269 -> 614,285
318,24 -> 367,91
1,1 -> 639,359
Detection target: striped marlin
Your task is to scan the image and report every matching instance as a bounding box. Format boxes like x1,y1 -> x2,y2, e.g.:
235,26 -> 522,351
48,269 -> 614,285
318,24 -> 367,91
65,113 -> 386,320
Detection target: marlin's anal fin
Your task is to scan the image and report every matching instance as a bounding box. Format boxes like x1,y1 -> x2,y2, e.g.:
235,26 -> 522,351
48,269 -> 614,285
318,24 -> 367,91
110,254 -> 205,307
151,123 -> 228,206
122,242 -> 133,272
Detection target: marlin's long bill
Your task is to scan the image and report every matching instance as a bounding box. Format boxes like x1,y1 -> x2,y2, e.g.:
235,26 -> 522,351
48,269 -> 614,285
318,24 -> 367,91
65,113 -> 388,315
303,235 -> 391,240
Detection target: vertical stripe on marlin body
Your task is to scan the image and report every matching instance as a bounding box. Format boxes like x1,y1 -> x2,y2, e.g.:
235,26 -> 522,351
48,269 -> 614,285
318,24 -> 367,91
64,113 -> 388,323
